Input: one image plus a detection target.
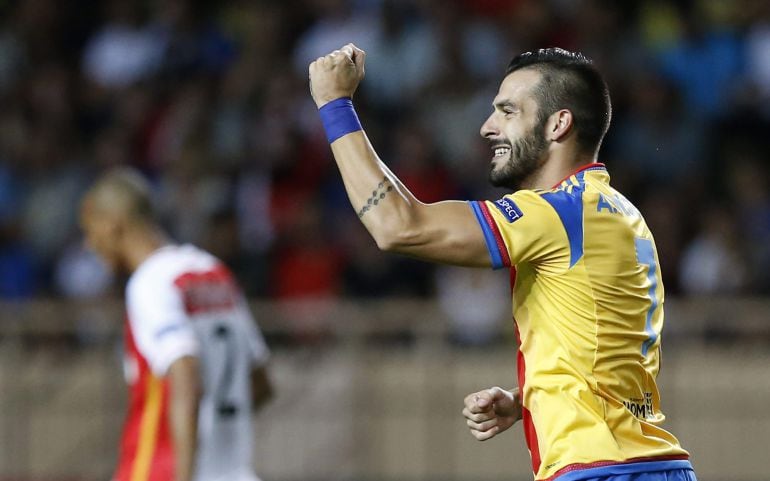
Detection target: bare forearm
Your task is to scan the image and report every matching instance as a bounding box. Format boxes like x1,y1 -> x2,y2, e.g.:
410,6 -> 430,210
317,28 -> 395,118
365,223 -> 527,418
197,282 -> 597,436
330,128 -> 492,265
309,45 -> 421,248
168,357 -> 201,481
309,44 -> 493,267
170,397 -> 198,481
330,130 -> 421,248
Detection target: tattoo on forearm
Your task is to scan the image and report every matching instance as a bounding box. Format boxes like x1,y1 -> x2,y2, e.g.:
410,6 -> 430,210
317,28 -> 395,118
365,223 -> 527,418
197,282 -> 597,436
357,177 -> 394,218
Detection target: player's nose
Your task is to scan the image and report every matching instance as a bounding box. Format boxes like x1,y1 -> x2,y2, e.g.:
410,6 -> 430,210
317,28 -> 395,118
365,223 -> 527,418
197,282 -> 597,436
480,113 -> 498,139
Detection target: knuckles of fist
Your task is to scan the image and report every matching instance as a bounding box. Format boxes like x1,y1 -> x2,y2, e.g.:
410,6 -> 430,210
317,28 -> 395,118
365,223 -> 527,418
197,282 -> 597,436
308,46 -> 365,105
309,46 -> 363,73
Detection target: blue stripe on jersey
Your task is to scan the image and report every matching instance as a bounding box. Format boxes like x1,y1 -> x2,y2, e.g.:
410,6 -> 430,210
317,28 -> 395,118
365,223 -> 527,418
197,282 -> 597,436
468,201 -> 504,270
634,237 -> 659,356
556,459 -> 695,481
540,180 -> 585,268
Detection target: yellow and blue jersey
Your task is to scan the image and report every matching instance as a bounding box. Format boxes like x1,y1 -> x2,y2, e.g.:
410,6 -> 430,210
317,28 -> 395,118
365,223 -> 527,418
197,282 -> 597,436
469,163 -> 693,481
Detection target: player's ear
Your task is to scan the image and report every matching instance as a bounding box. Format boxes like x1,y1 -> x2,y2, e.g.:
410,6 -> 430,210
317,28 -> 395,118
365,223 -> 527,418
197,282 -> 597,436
546,109 -> 573,142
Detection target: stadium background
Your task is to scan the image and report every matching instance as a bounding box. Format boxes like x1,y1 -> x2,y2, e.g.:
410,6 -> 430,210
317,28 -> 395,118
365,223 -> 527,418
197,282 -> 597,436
0,0 -> 769,480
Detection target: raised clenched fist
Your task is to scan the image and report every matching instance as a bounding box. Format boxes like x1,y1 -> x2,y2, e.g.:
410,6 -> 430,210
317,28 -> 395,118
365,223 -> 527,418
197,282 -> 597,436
309,43 -> 366,109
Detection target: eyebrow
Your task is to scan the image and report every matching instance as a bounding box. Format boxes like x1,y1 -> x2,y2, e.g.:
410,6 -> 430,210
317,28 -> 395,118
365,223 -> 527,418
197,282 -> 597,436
494,100 -> 517,110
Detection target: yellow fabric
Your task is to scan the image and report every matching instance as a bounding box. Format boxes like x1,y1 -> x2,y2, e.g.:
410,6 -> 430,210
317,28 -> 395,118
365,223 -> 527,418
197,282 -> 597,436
477,165 -> 688,480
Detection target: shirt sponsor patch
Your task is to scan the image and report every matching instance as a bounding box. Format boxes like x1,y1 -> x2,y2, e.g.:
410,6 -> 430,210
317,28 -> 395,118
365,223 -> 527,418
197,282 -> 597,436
493,198 -> 524,223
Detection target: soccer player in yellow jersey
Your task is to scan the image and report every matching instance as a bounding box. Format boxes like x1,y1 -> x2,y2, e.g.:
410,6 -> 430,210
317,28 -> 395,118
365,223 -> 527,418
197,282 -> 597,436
309,45 -> 697,481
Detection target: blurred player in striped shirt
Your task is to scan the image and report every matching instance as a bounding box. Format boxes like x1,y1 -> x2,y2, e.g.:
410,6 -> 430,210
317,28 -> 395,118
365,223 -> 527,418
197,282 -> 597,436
80,168 -> 272,481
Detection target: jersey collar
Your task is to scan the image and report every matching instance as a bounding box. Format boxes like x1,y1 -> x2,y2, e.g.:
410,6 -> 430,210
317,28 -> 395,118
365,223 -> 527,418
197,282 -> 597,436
551,162 -> 606,189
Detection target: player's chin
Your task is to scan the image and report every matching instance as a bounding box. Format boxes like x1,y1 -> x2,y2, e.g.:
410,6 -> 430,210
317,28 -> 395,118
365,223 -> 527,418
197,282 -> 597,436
490,152 -> 510,167
489,158 -> 505,177
489,161 -> 509,181
489,166 -> 521,190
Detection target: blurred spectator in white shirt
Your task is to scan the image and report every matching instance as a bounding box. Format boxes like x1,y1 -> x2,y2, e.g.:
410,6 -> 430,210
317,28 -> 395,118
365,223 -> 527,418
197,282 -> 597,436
82,0 -> 164,89
679,205 -> 748,295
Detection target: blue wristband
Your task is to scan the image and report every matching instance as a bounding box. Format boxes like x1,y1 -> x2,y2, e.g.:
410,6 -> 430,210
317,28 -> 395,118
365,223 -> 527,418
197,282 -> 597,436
318,97 -> 362,144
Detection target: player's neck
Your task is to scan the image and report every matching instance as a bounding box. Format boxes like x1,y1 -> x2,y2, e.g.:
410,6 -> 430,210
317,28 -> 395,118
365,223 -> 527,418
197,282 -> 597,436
527,150 -> 597,190
123,225 -> 172,272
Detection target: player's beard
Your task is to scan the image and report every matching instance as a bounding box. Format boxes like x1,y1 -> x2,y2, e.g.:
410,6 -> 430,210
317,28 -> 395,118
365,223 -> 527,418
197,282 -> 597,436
489,124 -> 548,191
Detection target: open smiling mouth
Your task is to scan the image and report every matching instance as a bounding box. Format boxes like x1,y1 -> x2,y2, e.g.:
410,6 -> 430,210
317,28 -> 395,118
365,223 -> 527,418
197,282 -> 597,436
492,145 -> 511,160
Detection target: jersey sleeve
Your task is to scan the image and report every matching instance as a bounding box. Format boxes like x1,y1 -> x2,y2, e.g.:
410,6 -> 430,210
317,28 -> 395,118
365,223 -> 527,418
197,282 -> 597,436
126,273 -> 200,377
469,190 -> 571,271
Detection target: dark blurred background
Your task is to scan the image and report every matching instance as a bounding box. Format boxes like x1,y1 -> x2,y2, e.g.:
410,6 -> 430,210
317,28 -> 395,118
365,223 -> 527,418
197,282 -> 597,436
0,0 -> 769,302
1,1 -> 769,480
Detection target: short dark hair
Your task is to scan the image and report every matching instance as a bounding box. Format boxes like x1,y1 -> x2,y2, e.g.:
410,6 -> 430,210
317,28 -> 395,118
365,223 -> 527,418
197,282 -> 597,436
506,48 -> 611,155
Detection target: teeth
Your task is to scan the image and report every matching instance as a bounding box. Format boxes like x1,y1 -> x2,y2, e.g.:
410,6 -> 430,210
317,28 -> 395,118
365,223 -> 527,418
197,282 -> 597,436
494,147 -> 509,157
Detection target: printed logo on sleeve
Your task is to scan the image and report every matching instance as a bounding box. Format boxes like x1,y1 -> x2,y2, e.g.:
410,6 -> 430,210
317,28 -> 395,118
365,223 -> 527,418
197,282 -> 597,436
493,198 -> 524,223
155,322 -> 185,340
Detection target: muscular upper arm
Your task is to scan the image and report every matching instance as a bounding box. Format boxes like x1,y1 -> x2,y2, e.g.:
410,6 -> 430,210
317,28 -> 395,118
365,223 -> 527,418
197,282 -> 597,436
382,200 -> 493,268
167,355 -> 201,481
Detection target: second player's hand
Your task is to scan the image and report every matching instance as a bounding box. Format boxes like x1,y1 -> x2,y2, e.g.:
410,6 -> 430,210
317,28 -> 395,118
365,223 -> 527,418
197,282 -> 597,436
463,386 -> 522,441
309,43 -> 366,108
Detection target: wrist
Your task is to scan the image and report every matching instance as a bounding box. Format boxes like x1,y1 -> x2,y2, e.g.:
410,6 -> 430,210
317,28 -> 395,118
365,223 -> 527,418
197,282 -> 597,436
318,97 -> 363,143
315,93 -> 349,109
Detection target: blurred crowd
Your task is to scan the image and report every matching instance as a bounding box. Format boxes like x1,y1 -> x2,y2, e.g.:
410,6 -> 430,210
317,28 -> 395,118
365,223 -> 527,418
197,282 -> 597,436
1,0 -> 769,320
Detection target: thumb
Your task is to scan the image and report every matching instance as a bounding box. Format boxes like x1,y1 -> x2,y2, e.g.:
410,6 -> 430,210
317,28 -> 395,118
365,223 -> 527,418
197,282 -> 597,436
486,387 -> 512,406
348,43 -> 366,72
340,44 -> 354,60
